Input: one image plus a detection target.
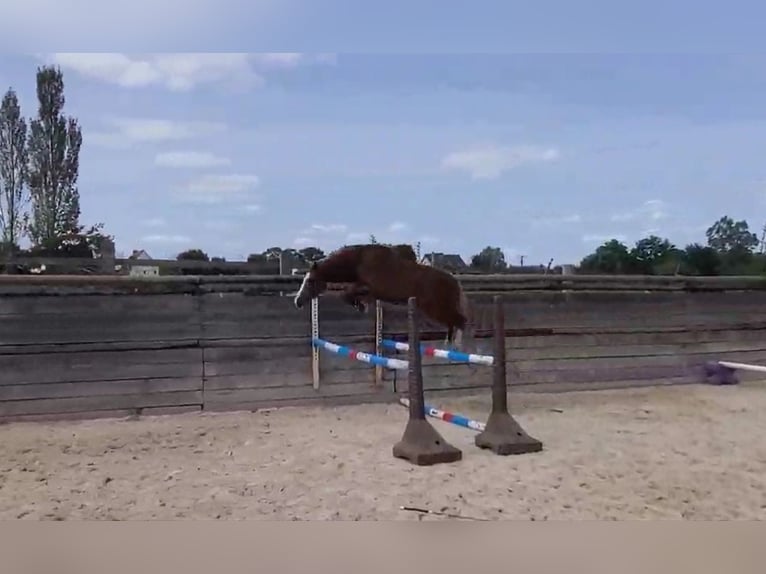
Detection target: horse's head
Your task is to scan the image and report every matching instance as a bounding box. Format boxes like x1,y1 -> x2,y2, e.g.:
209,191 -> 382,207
294,261 -> 328,308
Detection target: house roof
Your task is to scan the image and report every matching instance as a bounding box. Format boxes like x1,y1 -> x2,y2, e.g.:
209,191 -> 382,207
420,252 -> 467,268
128,249 -> 152,260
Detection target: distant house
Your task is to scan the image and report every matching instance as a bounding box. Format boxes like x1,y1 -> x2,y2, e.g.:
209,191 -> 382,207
420,252 -> 467,272
127,249 -> 159,277
128,249 -> 153,260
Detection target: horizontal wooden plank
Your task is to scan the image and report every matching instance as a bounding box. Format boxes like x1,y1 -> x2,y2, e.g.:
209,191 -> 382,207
139,405 -> 202,417
417,377 -> 698,399
0,377 -> 201,401
0,316 -> 201,346
382,339 -> 766,365
204,357 -> 310,378
5,272 -> 766,295
0,390 -> 203,417
0,404 -> 203,424
429,364 -> 690,389
508,348 -> 766,373
202,391 -> 397,413
204,365 -> 379,391
204,381 -> 381,406
500,328 -> 766,349
0,348 -> 203,386
203,341 -> 309,362
0,339 -> 201,356
0,293 -> 198,317
0,408 -> 139,424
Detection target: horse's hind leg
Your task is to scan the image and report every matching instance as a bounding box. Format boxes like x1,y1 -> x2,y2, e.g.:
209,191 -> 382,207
342,284 -> 370,313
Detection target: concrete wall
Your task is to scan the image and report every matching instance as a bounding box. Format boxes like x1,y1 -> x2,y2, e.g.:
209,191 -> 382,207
2,274 -> 766,422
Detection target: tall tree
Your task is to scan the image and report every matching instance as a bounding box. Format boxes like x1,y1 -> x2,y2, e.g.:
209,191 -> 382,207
630,235 -> 679,274
262,246 -> 283,260
579,239 -> 636,274
177,248 -> 209,261
26,66 -> 83,247
298,246 -> 325,262
705,216 -> 758,254
470,246 -> 507,272
682,243 -> 722,276
0,87 -> 28,251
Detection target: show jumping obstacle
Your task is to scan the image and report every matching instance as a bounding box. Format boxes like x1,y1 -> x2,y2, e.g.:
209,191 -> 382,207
381,339 -> 494,366
312,338 -> 408,371
398,397 -> 486,432
310,295 -> 462,465
310,291 -> 543,460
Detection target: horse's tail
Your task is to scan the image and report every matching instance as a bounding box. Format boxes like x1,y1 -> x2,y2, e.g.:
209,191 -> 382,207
454,281 -> 476,352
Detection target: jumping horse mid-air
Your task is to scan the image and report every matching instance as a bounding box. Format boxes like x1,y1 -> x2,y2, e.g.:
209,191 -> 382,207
293,243 -> 474,350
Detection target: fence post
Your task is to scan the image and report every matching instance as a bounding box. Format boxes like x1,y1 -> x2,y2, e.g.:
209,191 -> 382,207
374,300 -> 383,387
311,296 -> 320,389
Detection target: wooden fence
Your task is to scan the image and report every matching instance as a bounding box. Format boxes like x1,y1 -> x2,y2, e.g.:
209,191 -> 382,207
1,274 -> 766,422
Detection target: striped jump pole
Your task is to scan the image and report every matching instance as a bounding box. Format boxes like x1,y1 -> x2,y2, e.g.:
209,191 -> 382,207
381,339 -> 494,366
312,337 -> 409,370
398,397 -> 486,432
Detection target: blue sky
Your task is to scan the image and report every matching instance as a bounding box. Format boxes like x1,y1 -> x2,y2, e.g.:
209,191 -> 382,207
2,51 -> 766,264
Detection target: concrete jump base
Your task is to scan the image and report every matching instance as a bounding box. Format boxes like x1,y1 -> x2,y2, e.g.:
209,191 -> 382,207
393,418 -> 463,466
474,411 -> 543,456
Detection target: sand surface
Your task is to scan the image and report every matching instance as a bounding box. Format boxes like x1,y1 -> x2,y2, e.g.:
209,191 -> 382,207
1,383 -> 765,520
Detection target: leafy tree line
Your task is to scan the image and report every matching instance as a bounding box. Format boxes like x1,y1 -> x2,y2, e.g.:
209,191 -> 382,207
0,66 -> 108,264
178,216 -> 766,277
578,215 -> 764,275
177,234 -> 382,263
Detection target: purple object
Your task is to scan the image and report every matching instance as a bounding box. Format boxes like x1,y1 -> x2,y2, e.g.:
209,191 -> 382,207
703,361 -> 739,385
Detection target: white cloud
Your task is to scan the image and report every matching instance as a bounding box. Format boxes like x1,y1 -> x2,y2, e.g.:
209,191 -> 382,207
582,233 -> 628,244
345,232 -> 370,243
531,213 -> 582,227
609,212 -> 635,222
243,204 -> 262,213
90,117 -> 226,148
142,217 -> 166,227
141,234 -> 191,244
250,53 -> 336,68
388,221 -> 407,232
203,220 -> 233,231
177,173 -> 260,204
417,235 -> 440,245
293,236 -> 315,248
441,144 -> 560,180
42,53 -> 335,92
501,246 -> 526,264
643,199 -> 668,221
154,151 -> 231,169
610,199 -> 669,223
310,223 -> 348,234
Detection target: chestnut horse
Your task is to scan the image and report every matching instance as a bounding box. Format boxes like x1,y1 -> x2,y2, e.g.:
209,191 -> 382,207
293,243 -> 474,349
340,243 -> 417,311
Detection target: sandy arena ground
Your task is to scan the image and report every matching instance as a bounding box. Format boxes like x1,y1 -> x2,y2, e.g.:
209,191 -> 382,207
1,383 -> 766,520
